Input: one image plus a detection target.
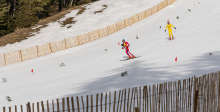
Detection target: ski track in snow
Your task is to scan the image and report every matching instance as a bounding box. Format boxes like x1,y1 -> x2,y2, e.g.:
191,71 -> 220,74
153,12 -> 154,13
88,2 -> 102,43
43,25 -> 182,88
1,0 -> 220,110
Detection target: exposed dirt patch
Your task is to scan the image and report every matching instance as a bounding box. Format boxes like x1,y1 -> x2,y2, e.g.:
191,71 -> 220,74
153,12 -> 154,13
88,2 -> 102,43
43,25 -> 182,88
94,5 -> 108,14
59,17 -> 77,27
67,26 -> 72,29
58,6 -> 86,27
76,7 -> 87,15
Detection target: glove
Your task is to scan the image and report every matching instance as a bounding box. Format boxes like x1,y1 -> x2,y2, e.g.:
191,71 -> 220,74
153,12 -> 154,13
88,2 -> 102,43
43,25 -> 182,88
174,27 -> 176,29
121,44 -> 123,46
165,30 -> 166,32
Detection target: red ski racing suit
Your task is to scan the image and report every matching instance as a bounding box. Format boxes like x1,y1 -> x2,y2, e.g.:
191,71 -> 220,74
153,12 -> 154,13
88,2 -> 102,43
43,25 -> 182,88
122,41 -> 134,58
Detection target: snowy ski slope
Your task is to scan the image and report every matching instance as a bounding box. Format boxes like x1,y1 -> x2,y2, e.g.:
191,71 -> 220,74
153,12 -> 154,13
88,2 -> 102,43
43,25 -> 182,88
0,0 -> 162,54
1,0 -> 220,109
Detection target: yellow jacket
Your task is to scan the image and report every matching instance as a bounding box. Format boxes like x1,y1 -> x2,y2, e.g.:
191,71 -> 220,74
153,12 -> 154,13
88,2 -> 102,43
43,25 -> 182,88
165,24 -> 175,31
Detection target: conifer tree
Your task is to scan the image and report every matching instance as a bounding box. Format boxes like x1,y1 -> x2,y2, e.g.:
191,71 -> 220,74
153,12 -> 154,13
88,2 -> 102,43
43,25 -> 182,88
14,0 -> 39,28
0,0 -> 11,35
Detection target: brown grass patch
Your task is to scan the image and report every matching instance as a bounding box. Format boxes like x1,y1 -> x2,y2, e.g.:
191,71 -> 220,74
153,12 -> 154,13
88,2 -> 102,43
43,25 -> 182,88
59,6 -> 87,27
67,26 -> 72,28
59,17 -> 77,27
76,7 -> 87,15
94,5 -> 108,14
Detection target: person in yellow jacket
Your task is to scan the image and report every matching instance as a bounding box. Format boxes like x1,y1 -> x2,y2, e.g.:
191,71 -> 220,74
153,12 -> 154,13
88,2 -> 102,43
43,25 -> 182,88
165,21 -> 176,40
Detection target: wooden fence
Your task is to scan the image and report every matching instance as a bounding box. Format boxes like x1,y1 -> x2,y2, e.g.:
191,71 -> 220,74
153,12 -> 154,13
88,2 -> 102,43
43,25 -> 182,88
0,0 -> 177,67
3,71 -> 220,112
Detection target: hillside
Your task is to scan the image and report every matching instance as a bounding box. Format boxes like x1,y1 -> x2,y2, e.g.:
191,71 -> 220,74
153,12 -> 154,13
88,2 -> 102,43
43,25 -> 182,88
1,0 -> 220,110
0,0 -> 161,54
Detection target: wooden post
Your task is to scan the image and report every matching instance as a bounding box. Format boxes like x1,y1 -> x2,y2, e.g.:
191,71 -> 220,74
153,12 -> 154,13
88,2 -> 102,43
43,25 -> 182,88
26,104 -> 29,112
202,75 -> 205,112
36,45 -> 39,57
32,103 -> 34,112
149,86 -> 151,112
41,101 -> 45,112
175,81 -> 177,112
76,96 -> 80,112
146,86 -> 148,112
49,43 -> 53,53
101,93 -> 103,112
127,88 -> 130,112
37,102 -> 39,112
109,92 -> 111,112
77,36 -> 80,45
47,100 -> 49,112
207,74 -> 209,112
166,82 -> 168,112
20,50 -> 23,61
52,100 -> 55,112
81,96 -> 85,112
105,93 -> 107,112
198,77 -> 201,112
124,89 -> 126,112
139,87 -> 141,112
117,90 -> 121,112
218,71 -> 220,112
91,95 -> 93,112
9,107 -> 11,112
191,77 -> 193,111
178,80 -> 181,112
133,88 -> 136,112
20,105 -> 23,112
96,94 -> 99,112
57,99 -> 60,112
67,97 -> 70,112
158,84 -> 161,112
86,95 -> 89,112
120,90 -> 124,112
143,87 -> 145,112
64,39 -> 67,49
129,88 -> 134,112
210,73 -> 213,112
3,107 -> 5,112
14,105 -> 17,112
135,107 -> 139,112
183,80 -> 186,112
113,91 -> 116,112
28,102 -> 31,112
193,77 -> 198,112
4,54 -> 6,65
71,97 -> 75,112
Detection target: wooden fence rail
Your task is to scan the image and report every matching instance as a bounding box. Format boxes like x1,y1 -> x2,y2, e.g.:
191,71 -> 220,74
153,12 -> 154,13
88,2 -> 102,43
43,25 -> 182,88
0,0 -> 177,67
3,71 -> 220,112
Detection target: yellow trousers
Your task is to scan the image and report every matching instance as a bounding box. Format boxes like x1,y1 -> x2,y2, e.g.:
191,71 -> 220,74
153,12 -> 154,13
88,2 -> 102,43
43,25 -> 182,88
168,30 -> 174,38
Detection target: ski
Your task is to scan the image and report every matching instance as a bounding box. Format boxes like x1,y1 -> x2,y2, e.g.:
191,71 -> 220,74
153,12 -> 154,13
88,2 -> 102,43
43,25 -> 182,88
120,56 -> 141,61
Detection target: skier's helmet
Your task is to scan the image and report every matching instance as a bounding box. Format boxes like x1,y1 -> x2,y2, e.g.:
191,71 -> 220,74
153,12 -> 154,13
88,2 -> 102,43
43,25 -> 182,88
122,39 -> 125,42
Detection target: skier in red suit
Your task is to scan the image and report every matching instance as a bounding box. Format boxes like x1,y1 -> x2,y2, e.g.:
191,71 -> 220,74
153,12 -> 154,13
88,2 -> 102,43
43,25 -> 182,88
122,39 -> 135,58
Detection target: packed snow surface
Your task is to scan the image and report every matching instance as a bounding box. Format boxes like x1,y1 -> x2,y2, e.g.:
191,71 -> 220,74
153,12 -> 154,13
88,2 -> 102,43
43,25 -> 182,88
1,0 -> 220,110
